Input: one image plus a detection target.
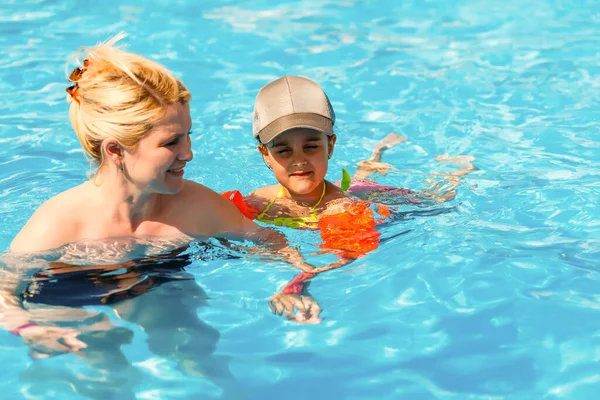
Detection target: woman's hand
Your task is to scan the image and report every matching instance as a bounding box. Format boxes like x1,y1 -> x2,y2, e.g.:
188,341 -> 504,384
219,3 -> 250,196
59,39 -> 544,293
269,292 -> 322,324
20,325 -> 87,359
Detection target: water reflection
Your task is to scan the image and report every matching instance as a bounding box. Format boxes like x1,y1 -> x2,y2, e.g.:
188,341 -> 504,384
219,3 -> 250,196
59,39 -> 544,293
3,239 -> 243,399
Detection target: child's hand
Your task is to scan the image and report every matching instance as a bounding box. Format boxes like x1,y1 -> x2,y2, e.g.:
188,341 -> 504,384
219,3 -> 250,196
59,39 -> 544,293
269,292 -> 322,324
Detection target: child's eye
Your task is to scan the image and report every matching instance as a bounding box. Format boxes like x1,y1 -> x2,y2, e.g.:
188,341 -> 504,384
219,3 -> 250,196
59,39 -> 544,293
305,145 -> 319,150
277,149 -> 291,155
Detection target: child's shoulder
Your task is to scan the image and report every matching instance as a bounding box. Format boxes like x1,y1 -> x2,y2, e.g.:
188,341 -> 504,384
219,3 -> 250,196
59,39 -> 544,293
321,196 -> 355,216
321,182 -> 355,215
323,181 -> 349,201
248,184 -> 280,199
244,184 -> 280,212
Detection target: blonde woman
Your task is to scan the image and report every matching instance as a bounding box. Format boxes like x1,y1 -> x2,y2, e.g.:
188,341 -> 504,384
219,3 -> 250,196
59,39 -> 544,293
10,35 -> 258,254
0,34 -> 313,394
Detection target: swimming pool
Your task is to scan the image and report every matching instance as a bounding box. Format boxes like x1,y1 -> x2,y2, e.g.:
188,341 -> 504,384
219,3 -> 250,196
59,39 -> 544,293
1,0 -> 599,398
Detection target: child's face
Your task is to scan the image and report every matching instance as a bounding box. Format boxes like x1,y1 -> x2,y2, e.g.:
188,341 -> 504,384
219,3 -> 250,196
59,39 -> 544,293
260,128 -> 336,196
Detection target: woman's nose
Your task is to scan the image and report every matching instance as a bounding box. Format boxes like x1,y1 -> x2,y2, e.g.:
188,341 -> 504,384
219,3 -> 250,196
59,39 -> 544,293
179,136 -> 194,161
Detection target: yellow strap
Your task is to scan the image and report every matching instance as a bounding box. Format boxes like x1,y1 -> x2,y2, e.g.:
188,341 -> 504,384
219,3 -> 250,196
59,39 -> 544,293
256,183 -> 327,228
311,182 -> 327,212
256,187 -> 284,221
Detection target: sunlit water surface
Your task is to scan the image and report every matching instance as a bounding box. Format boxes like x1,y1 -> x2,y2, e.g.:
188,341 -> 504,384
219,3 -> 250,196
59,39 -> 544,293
0,0 -> 599,398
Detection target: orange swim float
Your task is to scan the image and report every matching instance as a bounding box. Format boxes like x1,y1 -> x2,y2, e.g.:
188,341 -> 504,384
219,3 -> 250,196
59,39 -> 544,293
317,201 -> 390,258
221,190 -> 259,220
222,190 -> 391,258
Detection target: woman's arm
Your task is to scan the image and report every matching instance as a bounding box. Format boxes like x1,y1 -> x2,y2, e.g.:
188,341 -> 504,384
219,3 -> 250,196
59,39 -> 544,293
184,182 -> 316,272
228,212 -> 316,272
0,253 -> 88,357
0,262 -> 36,332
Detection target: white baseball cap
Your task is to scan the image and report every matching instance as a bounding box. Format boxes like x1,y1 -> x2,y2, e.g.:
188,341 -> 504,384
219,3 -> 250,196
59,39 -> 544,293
252,75 -> 336,144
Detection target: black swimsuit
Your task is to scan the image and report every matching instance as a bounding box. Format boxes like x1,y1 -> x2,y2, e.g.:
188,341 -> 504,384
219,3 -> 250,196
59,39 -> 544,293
20,243 -> 239,307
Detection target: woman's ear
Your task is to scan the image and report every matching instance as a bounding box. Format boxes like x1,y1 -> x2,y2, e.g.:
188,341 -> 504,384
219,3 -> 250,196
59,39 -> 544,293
102,139 -> 124,168
327,134 -> 337,159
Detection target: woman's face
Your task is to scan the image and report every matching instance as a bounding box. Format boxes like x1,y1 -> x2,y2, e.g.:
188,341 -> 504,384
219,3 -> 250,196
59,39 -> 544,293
260,128 -> 336,196
123,102 -> 193,195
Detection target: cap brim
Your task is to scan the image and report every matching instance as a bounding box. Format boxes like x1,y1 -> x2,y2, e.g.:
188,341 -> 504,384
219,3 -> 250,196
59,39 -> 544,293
257,113 -> 333,144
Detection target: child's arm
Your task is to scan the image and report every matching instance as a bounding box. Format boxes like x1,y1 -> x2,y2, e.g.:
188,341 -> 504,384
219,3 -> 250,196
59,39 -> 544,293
279,257 -> 354,294
268,256 -> 355,324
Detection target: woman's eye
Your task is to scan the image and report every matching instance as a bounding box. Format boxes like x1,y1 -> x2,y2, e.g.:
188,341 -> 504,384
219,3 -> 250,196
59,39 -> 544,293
164,131 -> 192,147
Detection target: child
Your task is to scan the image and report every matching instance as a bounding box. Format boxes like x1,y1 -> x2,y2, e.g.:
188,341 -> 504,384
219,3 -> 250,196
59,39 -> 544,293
244,76 -> 475,220
224,76 -> 476,323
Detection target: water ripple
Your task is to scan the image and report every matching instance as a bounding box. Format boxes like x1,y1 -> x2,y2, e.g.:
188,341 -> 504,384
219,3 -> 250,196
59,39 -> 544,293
1,0 -> 599,398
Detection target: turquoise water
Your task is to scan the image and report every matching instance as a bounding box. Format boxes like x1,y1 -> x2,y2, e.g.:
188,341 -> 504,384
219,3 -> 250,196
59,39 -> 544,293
1,0 -> 599,399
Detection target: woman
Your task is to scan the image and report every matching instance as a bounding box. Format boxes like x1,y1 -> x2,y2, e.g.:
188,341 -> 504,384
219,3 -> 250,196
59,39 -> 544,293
10,34 -> 259,254
1,34 -> 312,383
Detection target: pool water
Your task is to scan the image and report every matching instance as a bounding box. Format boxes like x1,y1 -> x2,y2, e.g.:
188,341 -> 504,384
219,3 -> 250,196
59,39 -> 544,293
1,0 -> 599,399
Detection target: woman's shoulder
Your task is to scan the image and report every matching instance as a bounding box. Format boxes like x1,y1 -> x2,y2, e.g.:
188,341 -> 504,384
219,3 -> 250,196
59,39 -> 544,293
166,180 -> 229,213
10,184 -> 90,253
162,180 -> 250,236
177,179 -> 216,198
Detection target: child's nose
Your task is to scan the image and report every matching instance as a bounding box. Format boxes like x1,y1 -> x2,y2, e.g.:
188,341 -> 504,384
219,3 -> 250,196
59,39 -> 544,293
291,157 -> 308,166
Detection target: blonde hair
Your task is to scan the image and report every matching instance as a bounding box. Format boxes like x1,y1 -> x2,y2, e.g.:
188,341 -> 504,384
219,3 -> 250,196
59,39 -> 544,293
66,32 -> 191,172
